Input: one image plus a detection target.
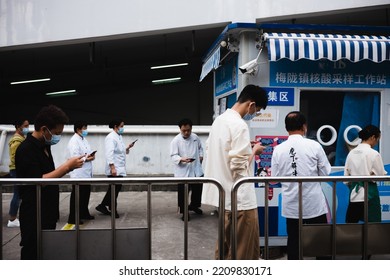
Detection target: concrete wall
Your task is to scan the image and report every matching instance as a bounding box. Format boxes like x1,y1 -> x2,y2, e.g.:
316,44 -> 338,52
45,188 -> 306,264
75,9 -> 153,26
0,125 -> 210,176
1,0 -> 388,48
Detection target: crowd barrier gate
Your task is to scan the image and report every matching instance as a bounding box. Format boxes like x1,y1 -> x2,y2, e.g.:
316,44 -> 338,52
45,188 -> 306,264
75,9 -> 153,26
0,177 -> 224,260
232,176 -> 390,260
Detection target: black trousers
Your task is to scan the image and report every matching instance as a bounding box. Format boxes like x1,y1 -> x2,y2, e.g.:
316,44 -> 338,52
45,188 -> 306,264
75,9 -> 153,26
100,176 -> 122,210
67,184 -> 91,223
177,183 -> 203,213
346,200 -> 381,223
20,188 -> 58,260
286,214 -> 329,260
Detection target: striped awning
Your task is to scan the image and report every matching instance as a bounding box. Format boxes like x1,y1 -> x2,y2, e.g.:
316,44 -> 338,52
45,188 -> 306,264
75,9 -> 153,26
263,32 -> 390,63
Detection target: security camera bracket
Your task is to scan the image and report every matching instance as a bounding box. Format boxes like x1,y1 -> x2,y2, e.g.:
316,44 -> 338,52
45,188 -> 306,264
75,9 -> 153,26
238,47 -> 263,75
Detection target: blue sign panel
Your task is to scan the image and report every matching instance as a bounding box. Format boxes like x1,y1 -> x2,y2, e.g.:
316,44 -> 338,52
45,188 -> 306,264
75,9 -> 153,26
264,87 -> 294,106
270,59 -> 390,88
215,55 -> 238,96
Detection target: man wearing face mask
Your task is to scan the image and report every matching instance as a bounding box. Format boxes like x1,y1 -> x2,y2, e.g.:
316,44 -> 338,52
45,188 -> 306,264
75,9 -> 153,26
66,121 -> 96,226
7,117 -> 30,228
15,105 -> 85,259
201,84 -> 268,260
95,118 -> 135,218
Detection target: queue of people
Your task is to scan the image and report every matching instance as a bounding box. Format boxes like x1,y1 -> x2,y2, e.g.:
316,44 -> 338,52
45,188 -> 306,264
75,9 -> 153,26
9,105 -> 138,259
5,85 -> 387,260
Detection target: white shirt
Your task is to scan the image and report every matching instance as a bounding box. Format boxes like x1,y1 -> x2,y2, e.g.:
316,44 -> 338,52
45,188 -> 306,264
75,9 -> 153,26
271,134 -> 331,219
201,109 -> 257,211
67,133 -> 93,178
105,131 -> 127,176
170,133 -> 204,177
344,143 -> 387,202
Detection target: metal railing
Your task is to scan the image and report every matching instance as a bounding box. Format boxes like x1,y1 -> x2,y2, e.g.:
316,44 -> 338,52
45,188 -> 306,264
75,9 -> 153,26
0,177 -> 224,260
232,175 -> 390,260
5,175 -> 389,260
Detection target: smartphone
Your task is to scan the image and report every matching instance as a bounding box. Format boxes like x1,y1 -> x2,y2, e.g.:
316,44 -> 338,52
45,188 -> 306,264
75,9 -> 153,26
131,139 -> 138,145
188,158 -> 196,162
89,150 -> 97,157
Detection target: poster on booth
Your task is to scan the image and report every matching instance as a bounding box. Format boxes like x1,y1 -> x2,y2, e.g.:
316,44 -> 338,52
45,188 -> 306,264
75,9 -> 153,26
254,135 -> 288,195
250,108 -> 279,128
254,135 -> 287,236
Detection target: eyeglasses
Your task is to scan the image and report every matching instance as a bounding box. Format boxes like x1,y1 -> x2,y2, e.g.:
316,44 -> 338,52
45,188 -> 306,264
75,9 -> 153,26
248,102 -> 263,118
254,110 -> 262,117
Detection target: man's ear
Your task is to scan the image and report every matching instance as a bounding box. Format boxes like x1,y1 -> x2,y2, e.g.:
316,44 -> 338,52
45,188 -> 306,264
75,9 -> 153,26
39,126 -> 48,134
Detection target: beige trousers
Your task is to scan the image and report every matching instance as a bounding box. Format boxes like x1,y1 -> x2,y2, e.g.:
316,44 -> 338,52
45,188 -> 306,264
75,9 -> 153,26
215,208 -> 260,260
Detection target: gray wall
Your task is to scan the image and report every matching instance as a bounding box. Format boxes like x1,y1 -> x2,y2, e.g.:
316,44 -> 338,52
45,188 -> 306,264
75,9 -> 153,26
0,125 -> 210,176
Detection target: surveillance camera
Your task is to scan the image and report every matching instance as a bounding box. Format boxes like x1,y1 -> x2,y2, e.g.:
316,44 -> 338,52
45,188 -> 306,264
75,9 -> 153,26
239,59 -> 258,74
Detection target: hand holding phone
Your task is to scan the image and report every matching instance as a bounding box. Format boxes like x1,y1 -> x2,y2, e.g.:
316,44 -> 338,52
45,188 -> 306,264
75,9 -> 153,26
127,139 -> 138,151
89,150 -> 97,157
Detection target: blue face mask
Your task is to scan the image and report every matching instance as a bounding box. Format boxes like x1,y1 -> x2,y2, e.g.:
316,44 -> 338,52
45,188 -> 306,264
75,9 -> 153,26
243,103 -> 260,121
22,127 -> 29,136
243,112 -> 257,121
118,127 -> 124,135
44,128 -> 61,145
81,129 -> 88,137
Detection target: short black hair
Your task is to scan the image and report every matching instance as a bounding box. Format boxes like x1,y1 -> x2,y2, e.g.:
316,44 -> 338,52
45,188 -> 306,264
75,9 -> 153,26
13,116 -> 29,129
285,111 -> 306,132
109,118 -> 124,129
34,105 -> 69,131
178,118 -> 193,128
73,121 -> 88,133
358,124 -> 381,140
237,84 -> 268,109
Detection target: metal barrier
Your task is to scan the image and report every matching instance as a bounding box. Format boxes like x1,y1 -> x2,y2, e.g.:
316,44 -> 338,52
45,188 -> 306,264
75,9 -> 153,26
0,177 -> 224,260
232,175 -> 390,260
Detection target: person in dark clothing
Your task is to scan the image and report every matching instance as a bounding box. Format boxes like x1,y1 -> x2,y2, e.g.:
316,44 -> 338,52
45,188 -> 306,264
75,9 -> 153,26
15,105 -> 84,259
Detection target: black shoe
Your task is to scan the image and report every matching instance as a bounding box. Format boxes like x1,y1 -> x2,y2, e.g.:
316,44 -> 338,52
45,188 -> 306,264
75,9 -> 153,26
81,214 -> 95,220
181,214 -> 190,221
189,206 -> 203,215
95,204 -> 111,215
108,207 -> 120,218
67,220 -> 84,225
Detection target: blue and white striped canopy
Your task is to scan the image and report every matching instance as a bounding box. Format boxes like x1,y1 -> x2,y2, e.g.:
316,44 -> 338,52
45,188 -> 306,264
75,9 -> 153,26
263,32 -> 390,63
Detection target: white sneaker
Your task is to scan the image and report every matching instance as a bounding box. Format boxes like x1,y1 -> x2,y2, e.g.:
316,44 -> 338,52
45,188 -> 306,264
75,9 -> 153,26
7,218 -> 20,228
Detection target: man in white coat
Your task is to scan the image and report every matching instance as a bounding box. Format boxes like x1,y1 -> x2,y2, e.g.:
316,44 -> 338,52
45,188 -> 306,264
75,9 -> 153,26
170,118 -> 204,221
271,111 -> 331,260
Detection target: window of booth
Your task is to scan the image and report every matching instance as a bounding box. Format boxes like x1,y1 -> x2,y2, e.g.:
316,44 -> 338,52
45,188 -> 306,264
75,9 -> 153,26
300,90 -> 380,166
